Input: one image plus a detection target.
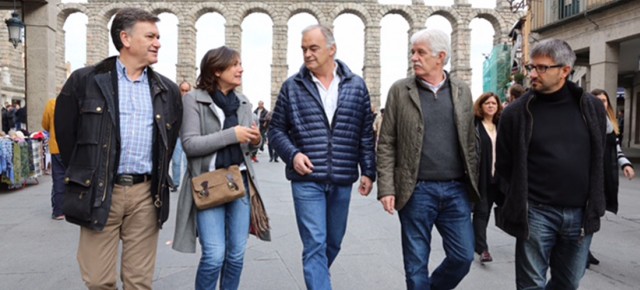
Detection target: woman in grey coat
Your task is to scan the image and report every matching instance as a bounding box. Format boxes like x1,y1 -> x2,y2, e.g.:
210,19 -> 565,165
172,46 -> 262,290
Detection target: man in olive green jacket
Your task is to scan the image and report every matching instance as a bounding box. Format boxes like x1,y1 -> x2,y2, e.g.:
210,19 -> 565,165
376,28 -> 479,290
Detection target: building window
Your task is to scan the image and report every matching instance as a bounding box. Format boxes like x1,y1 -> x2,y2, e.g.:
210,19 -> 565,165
559,0 -> 582,19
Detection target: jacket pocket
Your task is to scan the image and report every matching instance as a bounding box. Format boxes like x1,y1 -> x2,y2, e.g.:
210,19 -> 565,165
77,99 -> 105,145
62,166 -> 96,222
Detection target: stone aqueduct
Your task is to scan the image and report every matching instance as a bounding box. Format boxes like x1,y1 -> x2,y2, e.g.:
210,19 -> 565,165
56,0 -> 520,106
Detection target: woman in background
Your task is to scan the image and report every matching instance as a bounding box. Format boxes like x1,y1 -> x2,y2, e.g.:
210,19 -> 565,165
472,92 -> 504,263
588,89 -> 635,266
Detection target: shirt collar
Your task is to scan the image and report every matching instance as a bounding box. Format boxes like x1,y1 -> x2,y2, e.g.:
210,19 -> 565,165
310,62 -> 339,85
116,57 -> 148,83
418,72 -> 447,93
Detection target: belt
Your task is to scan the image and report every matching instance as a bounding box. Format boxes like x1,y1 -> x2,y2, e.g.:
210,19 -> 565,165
417,177 -> 464,183
115,174 -> 152,186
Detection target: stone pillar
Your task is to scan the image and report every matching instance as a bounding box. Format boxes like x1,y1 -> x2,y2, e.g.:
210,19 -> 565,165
590,41 -> 619,110
497,0 -> 512,10
364,25 -> 381,108
450,23 -> 472,85
225,22 -> 242,52
56,15 -> 67,89
176,18 -> 197,86
86,14 -> 110,65
270,23 -> 288,108
407,25 -> 423,77
23,0 -> 58,132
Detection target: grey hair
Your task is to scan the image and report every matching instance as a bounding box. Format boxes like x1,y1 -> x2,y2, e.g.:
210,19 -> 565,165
530,39 -> 576,68
410,29 -> 451,65
302,24 -> 336,48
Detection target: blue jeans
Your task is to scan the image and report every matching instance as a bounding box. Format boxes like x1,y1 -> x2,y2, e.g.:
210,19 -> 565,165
515,203 -> 592,290
398,180 -> 474,290
291,181 -> 353,290
51,154 -> 65,216
172,139 -> 185,187
195,172 -> 251,290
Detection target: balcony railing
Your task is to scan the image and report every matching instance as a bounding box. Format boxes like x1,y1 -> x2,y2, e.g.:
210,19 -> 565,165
531,0 -> 618,30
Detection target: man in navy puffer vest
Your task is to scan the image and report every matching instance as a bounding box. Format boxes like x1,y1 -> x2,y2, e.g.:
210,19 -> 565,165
269,24 -> 376,290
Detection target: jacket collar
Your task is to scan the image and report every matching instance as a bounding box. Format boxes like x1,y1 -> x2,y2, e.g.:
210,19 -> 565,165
406,71 -> 458,110
192,88 -> 251,123
293,59 -> 353,109
294,59 -> 354,83
94,56 -> 169,101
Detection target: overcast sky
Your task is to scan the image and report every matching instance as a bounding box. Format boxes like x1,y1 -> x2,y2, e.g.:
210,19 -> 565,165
63,0 -> 499,108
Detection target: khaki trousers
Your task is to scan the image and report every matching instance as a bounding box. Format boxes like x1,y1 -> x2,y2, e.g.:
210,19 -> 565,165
77,181 -> 159,290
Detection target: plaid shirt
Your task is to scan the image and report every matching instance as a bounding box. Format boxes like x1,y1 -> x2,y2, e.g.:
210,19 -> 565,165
116,58 -> 153,174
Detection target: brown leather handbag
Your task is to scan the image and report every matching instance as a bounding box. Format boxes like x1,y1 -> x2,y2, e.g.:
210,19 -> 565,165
191,165 -> 245,210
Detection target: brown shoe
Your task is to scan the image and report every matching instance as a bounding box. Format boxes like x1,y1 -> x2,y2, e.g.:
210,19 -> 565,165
480,250 -> 493,263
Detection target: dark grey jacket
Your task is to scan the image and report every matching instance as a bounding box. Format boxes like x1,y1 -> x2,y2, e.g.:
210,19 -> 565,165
55,56 -> 182,231
495,81 -> 606,239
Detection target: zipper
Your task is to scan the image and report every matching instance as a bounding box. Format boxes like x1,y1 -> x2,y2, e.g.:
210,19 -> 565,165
524,96 -> 535,240
579,94 -> 588,238
102,131 -> 111,202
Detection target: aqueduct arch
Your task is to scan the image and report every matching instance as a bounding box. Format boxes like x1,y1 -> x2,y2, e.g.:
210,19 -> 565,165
57,0 -> 521,107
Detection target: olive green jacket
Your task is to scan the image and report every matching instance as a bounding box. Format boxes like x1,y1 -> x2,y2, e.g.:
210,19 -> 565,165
376,74 -> 479,210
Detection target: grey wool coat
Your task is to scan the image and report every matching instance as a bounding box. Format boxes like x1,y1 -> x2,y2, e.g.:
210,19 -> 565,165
172,88 -> 262,253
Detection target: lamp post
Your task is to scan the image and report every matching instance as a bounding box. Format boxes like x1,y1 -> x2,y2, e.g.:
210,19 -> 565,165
5,1 -> 24,49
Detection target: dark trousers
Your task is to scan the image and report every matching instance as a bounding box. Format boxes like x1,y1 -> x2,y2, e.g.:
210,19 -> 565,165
268,142 -> 278,161
51,154 -> 66,216
472,183 -> 501,254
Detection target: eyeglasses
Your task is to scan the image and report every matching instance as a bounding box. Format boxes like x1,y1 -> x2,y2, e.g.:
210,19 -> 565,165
524,64 -> 564,73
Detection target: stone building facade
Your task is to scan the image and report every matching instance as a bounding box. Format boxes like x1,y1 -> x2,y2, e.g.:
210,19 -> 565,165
56,0 -> 521,108
0,10 -> 25,107
529,0 -> 640,149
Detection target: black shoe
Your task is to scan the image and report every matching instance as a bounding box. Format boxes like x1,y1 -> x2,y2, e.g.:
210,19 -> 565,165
171,186 -> 178,192
588,252 -> 600,265
274,159 -> 279,163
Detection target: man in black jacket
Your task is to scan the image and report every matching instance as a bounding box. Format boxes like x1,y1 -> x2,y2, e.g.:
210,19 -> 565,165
252,100 -> 268,161
55,8 -> 182,289
496,39 -> 606,290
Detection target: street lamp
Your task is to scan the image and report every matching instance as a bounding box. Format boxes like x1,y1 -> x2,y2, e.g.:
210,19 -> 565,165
5,1 -> 24,49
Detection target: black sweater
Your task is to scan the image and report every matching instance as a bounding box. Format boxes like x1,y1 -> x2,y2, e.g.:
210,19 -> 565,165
528,84 -> 590,207
495,81 -> 607,239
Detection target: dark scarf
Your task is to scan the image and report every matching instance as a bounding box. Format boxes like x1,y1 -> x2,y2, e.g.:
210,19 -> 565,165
210,89 -> 244,169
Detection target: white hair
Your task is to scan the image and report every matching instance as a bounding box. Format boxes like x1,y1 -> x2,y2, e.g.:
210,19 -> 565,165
410,29 -> 451,65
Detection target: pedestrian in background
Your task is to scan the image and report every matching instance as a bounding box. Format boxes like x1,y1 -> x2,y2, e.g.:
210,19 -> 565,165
253,100 -> 268,154
42,98 -> 64,220
269,24 -> 376,290
508,83 -> 526,105
172,46 -> 263,290
264,110 -> 279,162
472,92 -> 504,264
376,28 -> 479,290
587,88 -> 635,267
171,80 -> 191,192
55,8 -> 182,289
496,39 -> 606,290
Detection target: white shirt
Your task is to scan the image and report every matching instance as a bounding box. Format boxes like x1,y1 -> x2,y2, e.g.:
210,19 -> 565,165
311,63 -> 341,126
